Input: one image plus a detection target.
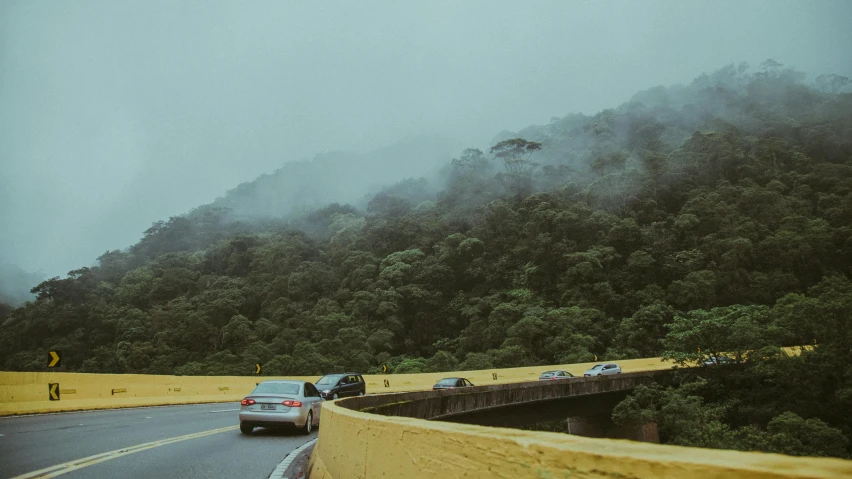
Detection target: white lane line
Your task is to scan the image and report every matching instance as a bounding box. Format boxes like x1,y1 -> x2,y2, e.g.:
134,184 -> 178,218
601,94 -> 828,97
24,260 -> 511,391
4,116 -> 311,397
269,438 -> 317,479
208,409 -> 239,413
10,425 -> 239,479
0,401 -> 241,419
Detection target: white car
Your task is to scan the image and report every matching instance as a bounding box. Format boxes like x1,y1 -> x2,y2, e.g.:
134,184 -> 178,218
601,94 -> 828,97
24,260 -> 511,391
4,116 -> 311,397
583,363 -> 622,377
239,380 -> 322,435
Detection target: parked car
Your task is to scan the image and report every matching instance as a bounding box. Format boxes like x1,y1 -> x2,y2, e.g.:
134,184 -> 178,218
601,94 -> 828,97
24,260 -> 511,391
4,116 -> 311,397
239,380 -> 322,435
702,355 -> 735,366
315,372 -> 366,399
539,370 -> 575,380
583,363 -> 622,377
432,377 -> 474,390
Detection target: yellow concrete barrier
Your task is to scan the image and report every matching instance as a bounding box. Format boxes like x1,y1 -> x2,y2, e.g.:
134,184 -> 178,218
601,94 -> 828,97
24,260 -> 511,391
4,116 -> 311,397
0,357 -> 675,415
308,400 -> 852,479
0,348 -> 799,416
0,371 -> 317,416
362,356 -> 675,394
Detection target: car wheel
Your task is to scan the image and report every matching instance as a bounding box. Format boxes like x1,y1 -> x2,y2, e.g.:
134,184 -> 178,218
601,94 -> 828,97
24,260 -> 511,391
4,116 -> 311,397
332,393 -> 339,399
240,422 -> 253,435
302,411 -> 313,435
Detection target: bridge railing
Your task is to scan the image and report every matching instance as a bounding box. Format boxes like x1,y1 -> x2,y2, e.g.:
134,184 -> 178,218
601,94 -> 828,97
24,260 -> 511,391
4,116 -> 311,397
308,371 -> 852,479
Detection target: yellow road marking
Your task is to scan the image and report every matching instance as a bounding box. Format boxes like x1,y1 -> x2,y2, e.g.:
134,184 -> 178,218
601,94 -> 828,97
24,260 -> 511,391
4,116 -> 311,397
10,425 -> 239,479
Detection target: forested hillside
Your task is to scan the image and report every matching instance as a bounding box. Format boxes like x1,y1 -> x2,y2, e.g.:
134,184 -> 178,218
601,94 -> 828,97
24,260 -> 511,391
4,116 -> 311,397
1,61 -> 851,456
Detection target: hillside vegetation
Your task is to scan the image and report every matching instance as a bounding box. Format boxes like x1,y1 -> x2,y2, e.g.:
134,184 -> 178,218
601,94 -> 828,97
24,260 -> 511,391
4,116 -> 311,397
2,61 -> 851,456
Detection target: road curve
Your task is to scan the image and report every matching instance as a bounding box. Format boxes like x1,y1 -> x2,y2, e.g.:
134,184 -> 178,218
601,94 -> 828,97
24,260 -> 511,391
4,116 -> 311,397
0,403 -> 316,479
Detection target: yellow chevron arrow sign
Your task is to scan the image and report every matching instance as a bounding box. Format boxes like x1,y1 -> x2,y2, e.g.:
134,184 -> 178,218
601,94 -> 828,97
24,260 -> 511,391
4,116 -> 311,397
49,383 -> 60,401
48,350 -> 61,368
255,363 -> 261,375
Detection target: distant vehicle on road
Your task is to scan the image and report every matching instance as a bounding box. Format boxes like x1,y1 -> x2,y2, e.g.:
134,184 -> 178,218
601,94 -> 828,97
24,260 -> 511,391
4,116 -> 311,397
583,363 -> 622,377
539,370 -> 575,380
702,355 -> 735,366
315,372 -> 366,399
239,380 -> 321,435
432,377 -> 474,390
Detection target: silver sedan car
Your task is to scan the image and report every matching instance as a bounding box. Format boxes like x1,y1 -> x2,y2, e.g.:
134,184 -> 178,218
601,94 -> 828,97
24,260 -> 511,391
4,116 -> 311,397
583,363 -> 622,377
539,370 -> 576,380
239,380 -> 323,435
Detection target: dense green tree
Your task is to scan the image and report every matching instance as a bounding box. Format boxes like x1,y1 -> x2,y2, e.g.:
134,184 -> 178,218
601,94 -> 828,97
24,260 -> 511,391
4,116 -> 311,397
3,61 -> 852,457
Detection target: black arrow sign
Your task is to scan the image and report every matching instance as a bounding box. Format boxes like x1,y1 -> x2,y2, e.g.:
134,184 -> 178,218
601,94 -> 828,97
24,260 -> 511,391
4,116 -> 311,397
49,383 -> 60,401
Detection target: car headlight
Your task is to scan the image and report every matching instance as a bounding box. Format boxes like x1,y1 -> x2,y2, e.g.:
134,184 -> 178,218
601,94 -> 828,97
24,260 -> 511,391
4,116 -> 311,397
322,390 -> 330,394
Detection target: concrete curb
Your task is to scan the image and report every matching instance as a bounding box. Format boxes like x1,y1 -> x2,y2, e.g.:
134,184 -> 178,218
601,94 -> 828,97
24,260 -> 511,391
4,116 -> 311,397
269,438 -> 317,479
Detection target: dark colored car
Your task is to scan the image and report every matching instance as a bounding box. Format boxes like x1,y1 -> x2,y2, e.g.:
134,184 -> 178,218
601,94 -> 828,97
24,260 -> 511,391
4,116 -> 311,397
315,372 -> 366,399
702,355 -> 735,366
432,377 -> 474,390
539,370 -> 575,380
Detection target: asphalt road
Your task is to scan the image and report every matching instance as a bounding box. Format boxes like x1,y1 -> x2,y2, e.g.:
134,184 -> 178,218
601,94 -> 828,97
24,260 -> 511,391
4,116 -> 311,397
0,403 -> 317,479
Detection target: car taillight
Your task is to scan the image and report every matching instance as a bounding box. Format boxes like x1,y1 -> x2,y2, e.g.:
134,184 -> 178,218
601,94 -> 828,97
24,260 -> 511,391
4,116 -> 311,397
282,400 -> 302,407
241,399 -> 255,406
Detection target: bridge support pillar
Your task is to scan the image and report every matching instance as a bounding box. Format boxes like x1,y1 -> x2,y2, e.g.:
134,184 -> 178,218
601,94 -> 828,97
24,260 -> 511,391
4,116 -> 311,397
566,415 -> 659,443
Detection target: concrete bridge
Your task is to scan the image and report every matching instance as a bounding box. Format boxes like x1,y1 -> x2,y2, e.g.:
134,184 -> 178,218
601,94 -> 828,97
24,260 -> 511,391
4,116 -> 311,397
308,369 -> 852,478
354,369 -> 674,428
333,369 -> 674,445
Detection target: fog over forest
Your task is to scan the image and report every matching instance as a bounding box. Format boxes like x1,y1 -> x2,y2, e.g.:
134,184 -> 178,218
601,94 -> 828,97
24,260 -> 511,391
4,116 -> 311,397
1,1 -> 851,304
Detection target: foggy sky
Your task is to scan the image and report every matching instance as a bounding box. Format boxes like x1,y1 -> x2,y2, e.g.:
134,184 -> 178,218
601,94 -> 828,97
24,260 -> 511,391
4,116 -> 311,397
2,0 -> 851,285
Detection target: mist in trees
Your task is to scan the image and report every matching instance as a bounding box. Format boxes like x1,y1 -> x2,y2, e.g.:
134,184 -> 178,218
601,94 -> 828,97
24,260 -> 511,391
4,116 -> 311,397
2,60 -> 852,456
4,1 -> 851,287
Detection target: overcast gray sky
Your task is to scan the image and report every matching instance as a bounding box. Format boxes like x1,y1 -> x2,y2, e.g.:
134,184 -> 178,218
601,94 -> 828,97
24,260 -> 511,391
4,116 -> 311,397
1,0 -> 851,282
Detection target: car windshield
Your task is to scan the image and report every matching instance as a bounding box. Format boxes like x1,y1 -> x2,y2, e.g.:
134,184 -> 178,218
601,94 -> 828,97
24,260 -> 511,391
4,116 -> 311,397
437,378 -> 458,385
316,375 -> 343,386
541,372 -> 555,376
252,382 -> 300,395
590,365 -> 603,370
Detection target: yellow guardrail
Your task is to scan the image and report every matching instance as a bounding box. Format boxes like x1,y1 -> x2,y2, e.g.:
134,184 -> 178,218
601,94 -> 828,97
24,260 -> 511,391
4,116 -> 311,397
0,347 -> 806,415
0,371 -> 317,416
0,357 -> 677,416
363,356 -> 676,393
308,399 -> 852,479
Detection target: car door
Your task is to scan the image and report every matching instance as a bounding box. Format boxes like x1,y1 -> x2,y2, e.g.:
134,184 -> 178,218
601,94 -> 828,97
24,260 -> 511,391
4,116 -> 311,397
334,376 -> 347,396
344,375 -> 356,396
304,383 -> 321,420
